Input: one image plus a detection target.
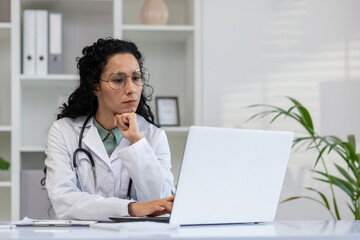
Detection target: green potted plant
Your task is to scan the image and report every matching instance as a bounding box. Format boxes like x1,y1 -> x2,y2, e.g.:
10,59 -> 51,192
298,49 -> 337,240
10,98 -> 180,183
248,97 -> 360,220
0,157 -> 10,171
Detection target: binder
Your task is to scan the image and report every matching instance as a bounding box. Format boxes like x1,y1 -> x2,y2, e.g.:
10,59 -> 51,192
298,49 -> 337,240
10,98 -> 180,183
35,10 -> 48,75
48,12 -> 63,74
23,10 -> 36,75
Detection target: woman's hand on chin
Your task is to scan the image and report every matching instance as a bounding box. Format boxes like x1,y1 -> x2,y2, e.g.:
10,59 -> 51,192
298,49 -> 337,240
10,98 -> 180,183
114,112 -> 143,144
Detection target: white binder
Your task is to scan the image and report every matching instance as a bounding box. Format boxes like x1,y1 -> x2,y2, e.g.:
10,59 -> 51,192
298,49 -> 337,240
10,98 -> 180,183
48,12 -> 63,74
35,10 -> 48,75
23,10 -> 36,75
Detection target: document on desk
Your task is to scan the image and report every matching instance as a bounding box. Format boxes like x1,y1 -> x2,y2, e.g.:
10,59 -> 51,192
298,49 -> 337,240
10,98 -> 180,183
13,217 -> 96,226
90,222 -> 179,232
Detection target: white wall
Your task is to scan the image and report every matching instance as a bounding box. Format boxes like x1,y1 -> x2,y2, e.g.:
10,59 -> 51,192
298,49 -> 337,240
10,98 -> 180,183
202,0 -> 360,220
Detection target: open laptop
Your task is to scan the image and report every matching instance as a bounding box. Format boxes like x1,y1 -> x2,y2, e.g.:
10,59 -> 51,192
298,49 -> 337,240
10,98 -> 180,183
110,126 -> 293,225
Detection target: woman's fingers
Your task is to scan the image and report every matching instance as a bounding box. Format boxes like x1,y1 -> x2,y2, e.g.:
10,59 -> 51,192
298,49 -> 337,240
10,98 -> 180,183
115,114 -> 128,131
129,196 -> 174,217
115,112 -> 142,144
162,201 -> 173,212
165,195 -> 175,202
147,203 -> 172,217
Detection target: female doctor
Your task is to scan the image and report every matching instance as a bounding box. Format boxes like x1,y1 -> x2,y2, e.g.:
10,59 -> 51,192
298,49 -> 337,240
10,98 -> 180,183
44,38 -> 175,221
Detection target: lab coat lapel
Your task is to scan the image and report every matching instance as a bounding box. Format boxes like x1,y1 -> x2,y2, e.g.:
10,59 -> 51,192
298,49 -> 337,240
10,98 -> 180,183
82,123 -> 109,165
109,137 -> 130,162
108,115 -> 146,162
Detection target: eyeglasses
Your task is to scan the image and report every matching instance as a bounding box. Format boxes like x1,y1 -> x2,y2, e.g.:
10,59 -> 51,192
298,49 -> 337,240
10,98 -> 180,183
100,68 -> 150,90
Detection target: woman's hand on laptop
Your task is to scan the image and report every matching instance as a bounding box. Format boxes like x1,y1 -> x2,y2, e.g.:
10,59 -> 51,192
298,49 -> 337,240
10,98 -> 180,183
128,195 -> 174,217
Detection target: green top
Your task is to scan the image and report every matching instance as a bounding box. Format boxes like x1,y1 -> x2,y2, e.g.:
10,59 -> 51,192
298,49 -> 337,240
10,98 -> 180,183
93,118 -> 123,157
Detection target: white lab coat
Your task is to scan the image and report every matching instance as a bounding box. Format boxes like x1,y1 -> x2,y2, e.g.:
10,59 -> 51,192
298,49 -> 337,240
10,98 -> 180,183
45,114 -> 175,221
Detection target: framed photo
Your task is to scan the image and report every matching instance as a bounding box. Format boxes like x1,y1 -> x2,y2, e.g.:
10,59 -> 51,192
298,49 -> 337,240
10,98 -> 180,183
155,97 -> 180,126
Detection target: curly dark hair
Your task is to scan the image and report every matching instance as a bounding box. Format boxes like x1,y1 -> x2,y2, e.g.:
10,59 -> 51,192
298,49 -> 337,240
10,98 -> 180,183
57,37 -> 157,126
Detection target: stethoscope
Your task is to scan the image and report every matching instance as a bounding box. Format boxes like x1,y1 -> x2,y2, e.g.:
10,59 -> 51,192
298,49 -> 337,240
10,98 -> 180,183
73,114 -> 133,199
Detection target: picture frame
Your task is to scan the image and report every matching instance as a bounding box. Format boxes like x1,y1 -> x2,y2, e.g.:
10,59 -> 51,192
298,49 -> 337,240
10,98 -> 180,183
155,96 -> 180,126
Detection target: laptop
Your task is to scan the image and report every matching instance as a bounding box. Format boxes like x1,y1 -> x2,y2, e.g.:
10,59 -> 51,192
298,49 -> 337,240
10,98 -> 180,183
110,126 -> 294,225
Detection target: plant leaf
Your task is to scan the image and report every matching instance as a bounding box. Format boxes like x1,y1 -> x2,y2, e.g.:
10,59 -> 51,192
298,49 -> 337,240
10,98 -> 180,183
347,203 -> 356,215
347,161 -> 358,180
334,164 -> 358,187
286,96 -> 314,133
305,187 -> 330,210
333,198 -> 341,220
341,142 -> 357,163
270,112 -> 286,124
347,135 -> 356,152
314,145 -> 328,168
246,104 -> 303,125
280,195 -> 336,219
0,157 -> 10,171
314,170 -> 355,198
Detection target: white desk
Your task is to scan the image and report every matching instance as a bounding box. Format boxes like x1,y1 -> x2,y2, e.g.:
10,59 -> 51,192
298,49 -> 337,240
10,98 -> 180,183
1,221 -> 360,239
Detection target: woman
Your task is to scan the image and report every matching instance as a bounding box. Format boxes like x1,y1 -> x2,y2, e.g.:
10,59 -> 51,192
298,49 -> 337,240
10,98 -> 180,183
44,38 -> 175,221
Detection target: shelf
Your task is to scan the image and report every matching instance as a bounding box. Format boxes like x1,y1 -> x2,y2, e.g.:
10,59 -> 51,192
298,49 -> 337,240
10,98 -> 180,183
0,23 -> 11,29
21,0 -> 113,14
0,126 -> 11,132
122,25 -> 194,42
123,25 -> 194,31
162,126 -> 190,133
20,74 -> 79,88
20,74 -> 79,81
0,181 -> 11,187
20,146 -> 45,153
0,23 -> 10,40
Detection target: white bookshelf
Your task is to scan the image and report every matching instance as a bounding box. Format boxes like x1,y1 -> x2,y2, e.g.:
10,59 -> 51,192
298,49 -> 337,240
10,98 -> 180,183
6,0 -> 202,221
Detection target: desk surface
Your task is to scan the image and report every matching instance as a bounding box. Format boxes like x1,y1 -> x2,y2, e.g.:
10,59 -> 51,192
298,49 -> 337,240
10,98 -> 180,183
1,221 -> 360,240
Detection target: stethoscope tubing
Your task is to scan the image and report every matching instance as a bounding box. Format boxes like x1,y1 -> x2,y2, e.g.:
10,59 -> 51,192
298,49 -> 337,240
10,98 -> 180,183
73,114 -> 132,199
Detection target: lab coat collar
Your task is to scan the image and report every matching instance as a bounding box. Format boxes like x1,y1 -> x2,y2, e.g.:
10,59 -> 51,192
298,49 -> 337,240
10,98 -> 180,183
73,115 -> 92,128
108,115 -> 149,162
75,116 -> 110,166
